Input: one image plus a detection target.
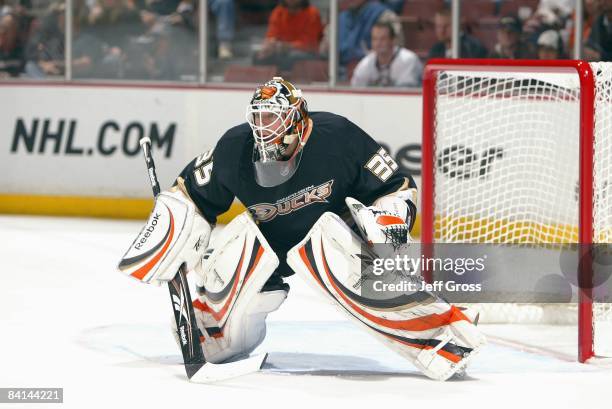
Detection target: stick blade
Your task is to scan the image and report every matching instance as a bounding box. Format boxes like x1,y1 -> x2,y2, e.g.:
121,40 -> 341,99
189,353 -> 268,384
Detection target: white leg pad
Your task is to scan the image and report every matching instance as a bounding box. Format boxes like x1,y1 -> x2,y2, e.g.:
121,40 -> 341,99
286,212 -> 486,381
174,211 -> 286,364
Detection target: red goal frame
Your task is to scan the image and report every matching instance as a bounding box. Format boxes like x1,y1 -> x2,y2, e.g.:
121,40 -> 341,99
420,59 -> 597,363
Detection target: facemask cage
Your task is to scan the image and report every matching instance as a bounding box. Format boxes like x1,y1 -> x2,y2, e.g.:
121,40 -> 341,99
246,77 -> 309,163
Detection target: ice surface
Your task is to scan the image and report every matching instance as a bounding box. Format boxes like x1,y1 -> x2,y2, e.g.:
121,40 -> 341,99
1,215 -> 611,409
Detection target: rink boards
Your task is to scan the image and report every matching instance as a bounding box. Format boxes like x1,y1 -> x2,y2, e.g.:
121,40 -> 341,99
0,83 -> 421,225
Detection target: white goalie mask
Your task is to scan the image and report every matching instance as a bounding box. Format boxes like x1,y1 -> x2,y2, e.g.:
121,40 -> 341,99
246,77 -> 309,187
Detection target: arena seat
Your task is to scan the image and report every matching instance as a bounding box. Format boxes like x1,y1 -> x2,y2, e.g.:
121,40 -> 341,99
224,65 -> 278,83
289,60 -> 329,84
401,0 -> 444,19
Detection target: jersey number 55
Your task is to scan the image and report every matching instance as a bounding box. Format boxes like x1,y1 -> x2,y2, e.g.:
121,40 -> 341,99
194,150 -> 213,186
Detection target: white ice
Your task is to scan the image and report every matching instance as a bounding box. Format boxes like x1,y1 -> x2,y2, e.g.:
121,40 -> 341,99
1,215 -> 611,409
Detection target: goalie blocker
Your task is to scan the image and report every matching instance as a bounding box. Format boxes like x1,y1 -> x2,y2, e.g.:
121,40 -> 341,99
118,189 -> 212,285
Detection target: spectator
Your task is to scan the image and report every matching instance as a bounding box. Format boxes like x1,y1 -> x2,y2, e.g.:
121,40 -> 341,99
523,1 -> 572,45
140,0 -> 181,15
149,12 -> 198,79
569,0 -> 601,56
351,21 -> 421,87
0,0 -> 10,16
85,0 -> 145,78
536,0 -> 575,22
254,0 -> 323,71
381,0 -> 404,14
209,0 -> 235,58
126,0 -> 199,79
537,29 -> 565,59
24,5 -> 67,77
24,3 -> 105,78
0,13 -> 24,77
321,0 -> 402,67
137,0 -> 196,31
489,15 -> 536,59
139,0 -> 232,59
428,6 -> 488,59
11,0 -> 35,50
585,0 -> 612,61
88,0 -> 144,41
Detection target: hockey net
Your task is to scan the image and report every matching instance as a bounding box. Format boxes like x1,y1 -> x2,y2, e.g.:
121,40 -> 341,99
422,60 -> 612,361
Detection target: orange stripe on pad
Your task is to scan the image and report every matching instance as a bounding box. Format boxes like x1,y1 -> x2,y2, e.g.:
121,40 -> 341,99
197,331 -> 224,342
193,299 -> 212,313
376,215 -> 405,226
298,245 -> 325,288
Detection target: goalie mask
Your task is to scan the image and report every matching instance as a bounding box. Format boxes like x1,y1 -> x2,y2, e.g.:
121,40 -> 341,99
246,77 -> 309,187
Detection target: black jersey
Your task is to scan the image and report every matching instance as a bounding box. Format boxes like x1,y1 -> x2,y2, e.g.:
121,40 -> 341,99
177,112 -> 416,273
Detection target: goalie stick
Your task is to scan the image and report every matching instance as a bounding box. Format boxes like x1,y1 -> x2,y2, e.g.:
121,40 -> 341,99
138,137 -> 267,383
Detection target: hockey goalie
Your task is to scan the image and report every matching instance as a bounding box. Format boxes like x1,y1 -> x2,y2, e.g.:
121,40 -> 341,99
118,77 -> 486,381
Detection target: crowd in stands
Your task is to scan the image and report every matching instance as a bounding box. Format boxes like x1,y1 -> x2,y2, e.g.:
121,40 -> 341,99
254,0 -> 323,70
0,0 -> 610,85
0,0 -> 230,79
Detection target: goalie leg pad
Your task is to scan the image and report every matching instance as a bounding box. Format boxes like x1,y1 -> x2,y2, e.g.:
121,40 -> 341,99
194,289 -> 287,363
190,211 -> 285,364
286,212 -> 486,381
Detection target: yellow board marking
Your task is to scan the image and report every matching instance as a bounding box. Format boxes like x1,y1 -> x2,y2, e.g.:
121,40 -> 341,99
0,194 -> 245,224
0,194 -> 424,236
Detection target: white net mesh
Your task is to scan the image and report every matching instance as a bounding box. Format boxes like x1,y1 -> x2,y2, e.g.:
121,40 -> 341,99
431,62 -> 612,358
593,63 -> 612,245
592,62 -> 612,356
